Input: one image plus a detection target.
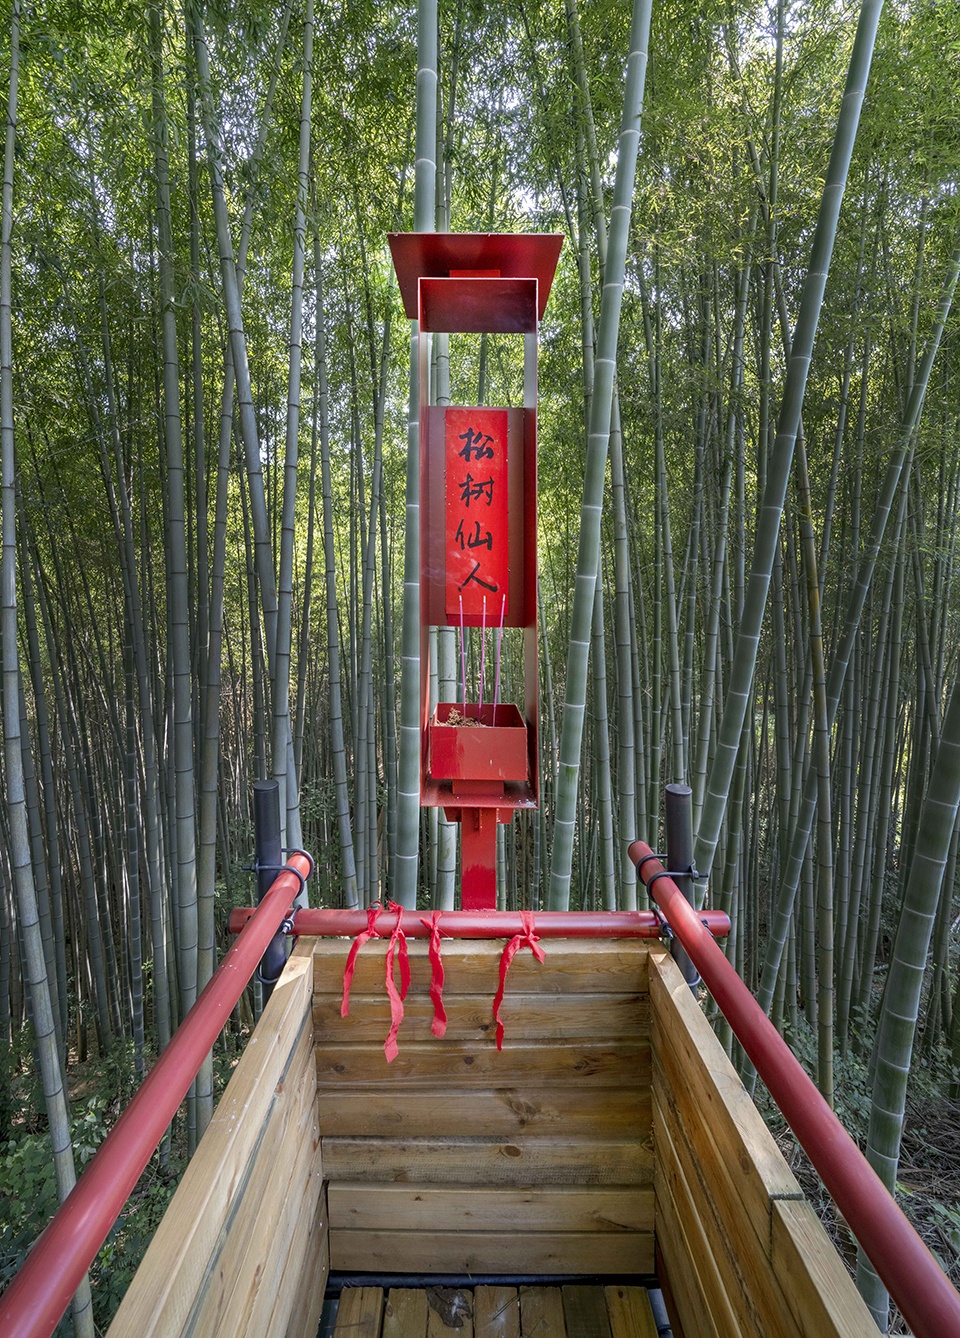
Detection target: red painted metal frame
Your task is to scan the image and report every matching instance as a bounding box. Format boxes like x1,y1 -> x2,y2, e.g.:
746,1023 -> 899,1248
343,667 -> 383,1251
226,906 -> 732,939
0,852 -> 313,1338
394,232 -> 564,910
628,839 -> 960,1338
418,276 -> 539,333
388,233 -> 563,320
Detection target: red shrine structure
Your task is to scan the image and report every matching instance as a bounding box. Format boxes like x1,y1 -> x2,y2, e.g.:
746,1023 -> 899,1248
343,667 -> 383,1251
388,231 -> 564,909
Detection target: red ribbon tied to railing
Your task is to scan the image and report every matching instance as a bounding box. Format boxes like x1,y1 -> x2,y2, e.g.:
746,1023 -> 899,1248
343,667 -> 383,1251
340,902 -> 383,1018
492,910 -> 544,1050
383,902 -> 410,1062
420,911 -> 448,1039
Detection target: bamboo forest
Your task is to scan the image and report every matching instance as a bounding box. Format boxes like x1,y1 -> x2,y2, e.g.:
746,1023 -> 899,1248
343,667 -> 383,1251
2,0 -> 960,1331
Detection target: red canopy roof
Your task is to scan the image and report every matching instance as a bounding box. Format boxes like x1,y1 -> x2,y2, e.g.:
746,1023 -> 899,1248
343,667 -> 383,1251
388,232 -> 564,320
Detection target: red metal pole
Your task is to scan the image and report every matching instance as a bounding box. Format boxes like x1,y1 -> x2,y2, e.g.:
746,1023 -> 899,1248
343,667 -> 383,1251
226,906 -> 732,939
0,852 -> 312,1338
460,808 -> 499,910
628,840 -> 960,1338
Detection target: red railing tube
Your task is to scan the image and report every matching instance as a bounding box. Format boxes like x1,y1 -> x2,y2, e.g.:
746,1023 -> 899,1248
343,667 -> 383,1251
629,840 -> 960,1338
226,906 -> 732,940
0,852 -> 312,1338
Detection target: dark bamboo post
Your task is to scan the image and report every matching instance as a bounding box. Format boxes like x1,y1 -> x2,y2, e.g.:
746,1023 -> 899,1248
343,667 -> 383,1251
664,782 -> 699,991
254,779 -> 287,1002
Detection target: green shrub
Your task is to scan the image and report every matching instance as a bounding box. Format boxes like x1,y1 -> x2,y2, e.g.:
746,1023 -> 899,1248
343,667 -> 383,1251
0,1097 -> 177,1332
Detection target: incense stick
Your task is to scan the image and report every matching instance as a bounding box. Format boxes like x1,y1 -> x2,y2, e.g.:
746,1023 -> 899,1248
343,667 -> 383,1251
459,595 -> 467,710
493,593 -> 506,719
479,596 -> 487,712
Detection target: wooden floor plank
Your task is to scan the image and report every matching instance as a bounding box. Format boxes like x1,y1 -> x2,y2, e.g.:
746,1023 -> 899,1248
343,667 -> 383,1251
334,1287 -> 383,1337
383,1288 -> 429,1337
519,1287 -> 566,1338
604,1286 -> 658,1338
474,1287 -> 520,1338
330,1284 -> 662,1338
561,1285 -> 611,1338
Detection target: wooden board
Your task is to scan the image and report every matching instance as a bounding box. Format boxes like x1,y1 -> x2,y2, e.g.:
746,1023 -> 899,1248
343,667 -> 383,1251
653,1240 -> 688,1338
315,1040 -> 650,1088
261,1142 -> 325,1338
649,951 -> 803,1247
518,1287 -> 565,1337
649,951 -> 872,1338
474,1287 -> 520,1338
328,1229 -> 654,1276
216,1110 -> 324,1338
317,1085 -> 650,1138
108,943 -> 317,1336
327,1184 -> 654,1234
188,1020 -> 319,1333
383,1289 -> 429,1337
603,1286 -> 658,1338
770,1199 -> 876,1337
315,992 -> 648,1043
320,1135 -> 653,1187
280,1187 -> 329,1338
313,938 -> 649,997
654,1080 -> 803,1338
653,1124 -> 727,1338
334,1287 -> 383,1337
561,1285 -> 612,1337
313,936 -> 655,1293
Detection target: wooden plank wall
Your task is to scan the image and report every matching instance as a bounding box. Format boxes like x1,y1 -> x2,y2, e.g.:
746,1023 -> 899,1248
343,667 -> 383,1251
649,948 -> 877,1338
314,937 -> 655,1276
108,941 -> 327,1338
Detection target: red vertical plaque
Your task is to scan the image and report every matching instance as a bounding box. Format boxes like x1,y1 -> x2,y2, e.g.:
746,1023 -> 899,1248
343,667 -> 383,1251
445,407 -> 509,619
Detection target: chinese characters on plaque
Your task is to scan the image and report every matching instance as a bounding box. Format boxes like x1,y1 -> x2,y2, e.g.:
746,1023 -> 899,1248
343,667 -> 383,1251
445,407 -> 509,618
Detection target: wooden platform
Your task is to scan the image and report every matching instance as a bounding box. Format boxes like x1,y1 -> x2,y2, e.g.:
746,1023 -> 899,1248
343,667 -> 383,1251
110,937 -> 878,1338
326,1283 -> 661,1337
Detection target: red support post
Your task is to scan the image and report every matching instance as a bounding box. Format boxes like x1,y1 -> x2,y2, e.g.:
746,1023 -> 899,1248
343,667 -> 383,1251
628,840 -> 960,1338
460,807 -> 499,909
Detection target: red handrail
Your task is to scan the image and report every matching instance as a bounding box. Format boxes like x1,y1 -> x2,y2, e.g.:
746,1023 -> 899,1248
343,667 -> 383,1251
0,852 -> 312,1338
227,905 -> 732,938
629,839 -> 960,1338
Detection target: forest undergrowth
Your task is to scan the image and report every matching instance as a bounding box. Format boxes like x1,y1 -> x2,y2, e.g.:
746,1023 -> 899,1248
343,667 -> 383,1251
761,1015 -> 960,1335
0,1021 -> 248,1333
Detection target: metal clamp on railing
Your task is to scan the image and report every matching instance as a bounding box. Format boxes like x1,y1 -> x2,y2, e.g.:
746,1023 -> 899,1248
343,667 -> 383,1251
649,905 -> 673,941
252,864 -> 308,900
256,911 -> 297,986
